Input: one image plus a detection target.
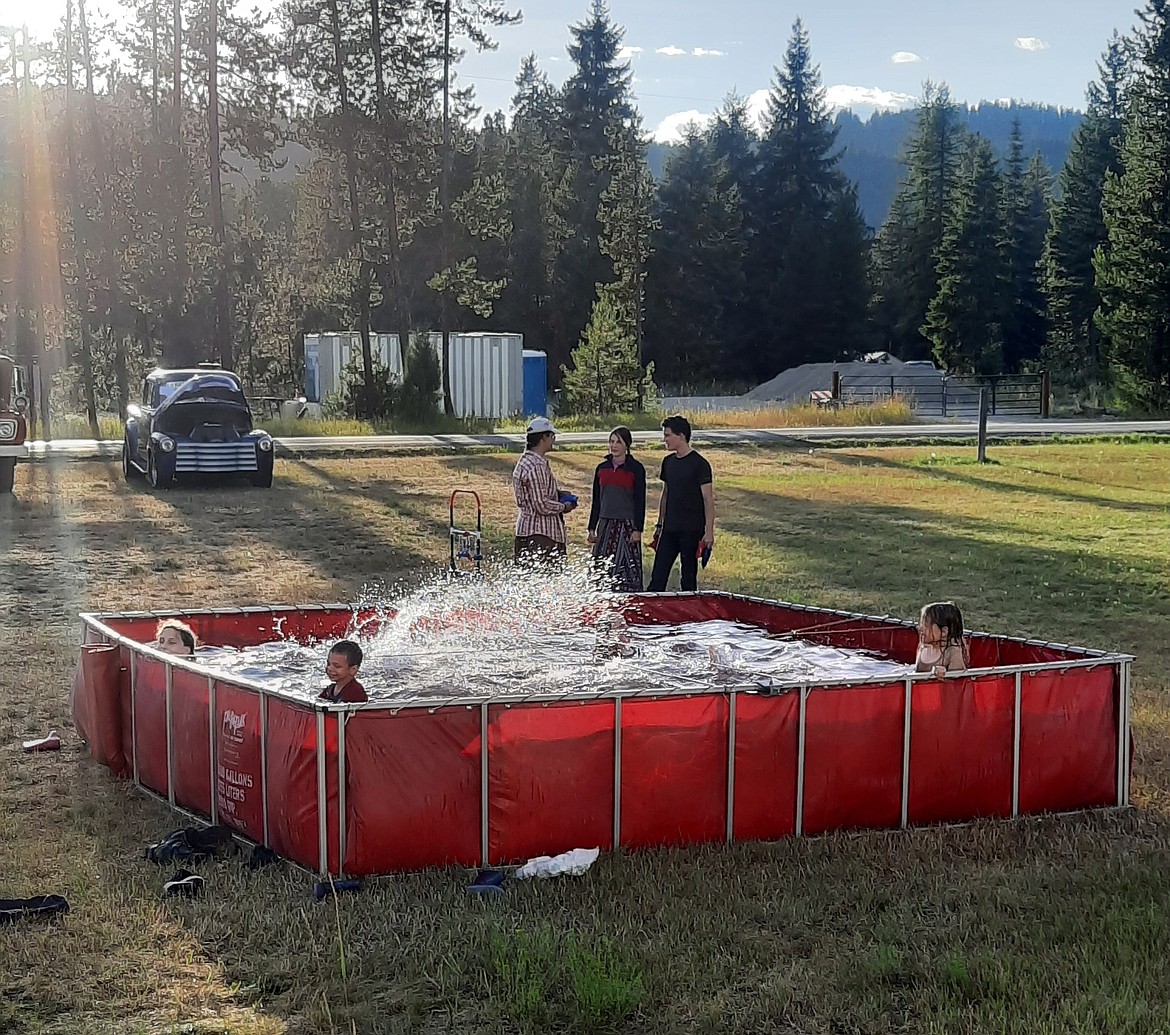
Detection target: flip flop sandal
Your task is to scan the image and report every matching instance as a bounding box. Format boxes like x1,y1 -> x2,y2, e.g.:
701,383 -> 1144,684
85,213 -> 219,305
0,895 -> 70,923
468,870 -> 506,895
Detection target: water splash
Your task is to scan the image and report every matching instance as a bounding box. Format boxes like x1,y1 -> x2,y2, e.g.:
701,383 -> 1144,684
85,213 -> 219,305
206,559 -> 910,700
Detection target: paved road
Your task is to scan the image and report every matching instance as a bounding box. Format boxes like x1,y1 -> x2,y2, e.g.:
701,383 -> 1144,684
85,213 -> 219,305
23,418 -> 1170,461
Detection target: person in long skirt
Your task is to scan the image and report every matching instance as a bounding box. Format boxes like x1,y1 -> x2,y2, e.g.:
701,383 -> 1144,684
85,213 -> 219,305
587,426 -> 647,592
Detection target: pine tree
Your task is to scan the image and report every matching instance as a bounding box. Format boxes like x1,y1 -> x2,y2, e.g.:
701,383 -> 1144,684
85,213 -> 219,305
1095,1 -> 1170,410
61,0 -> 100,434
597,118 -> 655,399
286,0 -> 380,412
491,55 -> 572,364
924,137 -> 1008,373
748,18 -> 871,380
1044,32 -> 1132,393
702,92 -> 758,381
708,92 -> 758,195
560,287 -> 654,415
554,0 -> 636,374
1000,119 -> 1051,371
871,82 -> 967,360
643,125 -> 748,387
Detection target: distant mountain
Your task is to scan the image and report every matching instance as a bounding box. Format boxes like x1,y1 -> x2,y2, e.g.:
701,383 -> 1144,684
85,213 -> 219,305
647,101 -> 1084,231
835,101 -> 1082,229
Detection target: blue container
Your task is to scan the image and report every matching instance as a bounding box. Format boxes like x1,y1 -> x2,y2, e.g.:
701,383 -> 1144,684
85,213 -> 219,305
522,350 -> 548,417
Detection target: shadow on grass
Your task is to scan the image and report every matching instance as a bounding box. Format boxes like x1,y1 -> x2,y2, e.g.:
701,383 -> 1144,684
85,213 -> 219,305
433,452 -> 522,483
856,452 -> 1170,515
140,458 -> 442,597
282,455 -> 459,545
15,446 -> 1170,1035
720,487 -> 1170,660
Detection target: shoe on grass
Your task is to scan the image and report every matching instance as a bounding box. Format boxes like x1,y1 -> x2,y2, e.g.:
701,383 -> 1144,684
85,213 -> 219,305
22,730 -> 62,753
164,870 -> 204,898
247,845 -> 281,870
146,825 -> 234,866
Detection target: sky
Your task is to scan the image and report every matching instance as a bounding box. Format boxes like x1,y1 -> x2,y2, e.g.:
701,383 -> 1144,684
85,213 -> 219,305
1,0 -> 1145,141
452,0 -> 1143,141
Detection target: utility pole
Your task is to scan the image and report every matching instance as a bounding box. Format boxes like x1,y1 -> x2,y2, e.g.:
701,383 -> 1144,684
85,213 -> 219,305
977,388 -> 989,464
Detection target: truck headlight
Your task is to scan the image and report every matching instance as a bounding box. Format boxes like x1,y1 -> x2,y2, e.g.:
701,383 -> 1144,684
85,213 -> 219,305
258,438 -> 273,452
158,437 -> 176,452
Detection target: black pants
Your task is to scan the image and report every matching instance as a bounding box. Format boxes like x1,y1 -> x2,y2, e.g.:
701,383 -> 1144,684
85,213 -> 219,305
647,529 -> 703,592
514,534 -> 567,565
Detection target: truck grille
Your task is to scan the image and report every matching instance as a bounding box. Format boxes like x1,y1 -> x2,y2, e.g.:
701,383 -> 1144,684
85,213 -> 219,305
175,441 -> 259,472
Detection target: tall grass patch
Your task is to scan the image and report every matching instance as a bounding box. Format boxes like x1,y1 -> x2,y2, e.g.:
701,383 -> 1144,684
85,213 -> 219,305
483,923 -> 643,1030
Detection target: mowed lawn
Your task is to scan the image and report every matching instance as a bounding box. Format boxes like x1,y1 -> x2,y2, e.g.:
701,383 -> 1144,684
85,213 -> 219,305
2,441 -> 1170,1035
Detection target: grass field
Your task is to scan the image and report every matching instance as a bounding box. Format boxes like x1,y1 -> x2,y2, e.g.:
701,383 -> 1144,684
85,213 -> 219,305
2,440 -> 1169,1034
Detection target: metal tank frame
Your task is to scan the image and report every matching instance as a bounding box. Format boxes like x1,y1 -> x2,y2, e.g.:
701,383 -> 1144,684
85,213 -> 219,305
76,593 -> 1133,876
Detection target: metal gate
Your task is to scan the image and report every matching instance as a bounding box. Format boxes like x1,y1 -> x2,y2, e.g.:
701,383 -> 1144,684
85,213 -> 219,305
837,372 -> 1048,418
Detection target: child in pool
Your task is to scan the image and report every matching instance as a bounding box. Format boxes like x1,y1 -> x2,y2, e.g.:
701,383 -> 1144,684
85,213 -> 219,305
156,618 -> 197,656
319,639 -> 368,703
915,601 -> 969,678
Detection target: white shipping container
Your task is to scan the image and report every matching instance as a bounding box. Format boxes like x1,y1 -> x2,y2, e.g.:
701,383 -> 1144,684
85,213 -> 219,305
427,331 -> 524,419
303,332 -> 404,403
304,330 -> 524,418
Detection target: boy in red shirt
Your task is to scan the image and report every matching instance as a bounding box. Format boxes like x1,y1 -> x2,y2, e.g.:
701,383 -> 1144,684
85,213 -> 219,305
318,640 -> 368,703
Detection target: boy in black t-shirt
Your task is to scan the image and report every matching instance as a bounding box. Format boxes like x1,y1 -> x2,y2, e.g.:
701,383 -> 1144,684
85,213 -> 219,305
646,414 -> 715,592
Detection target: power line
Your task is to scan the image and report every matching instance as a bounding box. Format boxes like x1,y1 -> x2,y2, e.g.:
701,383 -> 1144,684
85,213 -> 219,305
456,70 -> 730,107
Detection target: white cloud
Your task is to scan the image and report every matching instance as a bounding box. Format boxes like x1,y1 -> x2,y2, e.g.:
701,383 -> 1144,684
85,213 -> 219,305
656,45 -> 686,57
746,88 -> 770,129
691,47 -> 725,57
743,85 -> 915,128
659,83 -> 916,144
616,45 -> 643,60
1015,37 -> 1050,51
891,51 -> 921,64
825,84 -> 917,113
652,109 -> 711,143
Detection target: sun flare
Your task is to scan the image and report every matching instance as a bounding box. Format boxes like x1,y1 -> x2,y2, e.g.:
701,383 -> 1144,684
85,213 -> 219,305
0,0 -> 60,41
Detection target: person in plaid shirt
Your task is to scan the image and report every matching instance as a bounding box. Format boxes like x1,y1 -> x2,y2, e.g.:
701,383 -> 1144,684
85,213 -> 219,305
513,416 -> 578,564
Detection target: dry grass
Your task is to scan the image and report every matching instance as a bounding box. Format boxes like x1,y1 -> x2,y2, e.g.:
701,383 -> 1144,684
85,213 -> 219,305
50,414 -> 126,441
2,441 -> 1170,1033
682,396 -> 914,428
49,397 -> 912,444
492,397 -> 915,433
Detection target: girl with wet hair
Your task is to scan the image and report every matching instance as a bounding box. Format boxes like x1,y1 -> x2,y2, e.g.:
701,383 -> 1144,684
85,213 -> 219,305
915,601 -> 969,678
156,618 -> 197,656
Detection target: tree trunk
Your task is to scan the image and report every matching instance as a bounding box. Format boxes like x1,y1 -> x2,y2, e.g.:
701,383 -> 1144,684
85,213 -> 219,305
368,0 -> 412,366
11,27 -> 31,389
359,265 -> 373,416
151,0 -> 160,137
171,0 -> 187,351
207,0 -> 232,368
78,0 -> 129,417
63,0 -> 100,436
439,0 -> 455,416
326,0 -> 373,416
